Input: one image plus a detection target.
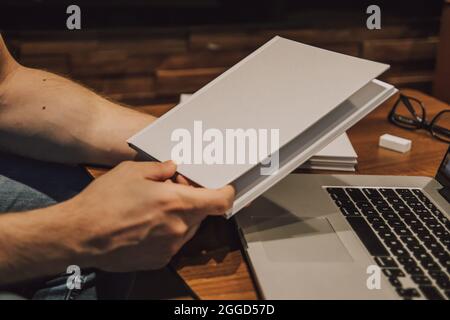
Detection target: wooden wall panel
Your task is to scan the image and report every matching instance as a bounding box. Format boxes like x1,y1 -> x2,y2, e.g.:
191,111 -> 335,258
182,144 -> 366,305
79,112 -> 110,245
362,38 -> 438,62
70,52 -> 164,77
189,24 -> 439,51
82,76 -> 156,102
19,54 -> 70,75
155,67 -> 225,96
9,16 -> 442,106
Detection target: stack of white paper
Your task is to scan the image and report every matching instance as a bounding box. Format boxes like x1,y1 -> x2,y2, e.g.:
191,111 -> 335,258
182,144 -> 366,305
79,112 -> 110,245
299,133 -> 357,172
180,94 -> 358,172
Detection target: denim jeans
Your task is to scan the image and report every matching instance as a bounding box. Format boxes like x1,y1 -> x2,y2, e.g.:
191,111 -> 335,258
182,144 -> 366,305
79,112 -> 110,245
0,152 -> 135,300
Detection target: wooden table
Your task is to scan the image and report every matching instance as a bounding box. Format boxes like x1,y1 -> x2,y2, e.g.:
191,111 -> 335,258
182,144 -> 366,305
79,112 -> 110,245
87,89 -> 449,299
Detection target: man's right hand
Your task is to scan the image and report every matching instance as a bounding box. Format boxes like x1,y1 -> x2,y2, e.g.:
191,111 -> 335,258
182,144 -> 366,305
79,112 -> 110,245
63,160 -> 235,272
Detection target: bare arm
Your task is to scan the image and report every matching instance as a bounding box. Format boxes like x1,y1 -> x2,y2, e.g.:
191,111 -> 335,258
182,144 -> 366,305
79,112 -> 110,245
0,161 -> 234,286
0,34 -> 156,166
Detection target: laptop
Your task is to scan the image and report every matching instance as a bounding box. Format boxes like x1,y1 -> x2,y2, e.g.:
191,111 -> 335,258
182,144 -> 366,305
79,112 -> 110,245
236,146 -> 450,299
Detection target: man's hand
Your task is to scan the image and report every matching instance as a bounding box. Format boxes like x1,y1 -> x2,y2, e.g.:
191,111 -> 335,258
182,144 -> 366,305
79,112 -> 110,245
70,160 -> 234,272
0,161 -> 235,284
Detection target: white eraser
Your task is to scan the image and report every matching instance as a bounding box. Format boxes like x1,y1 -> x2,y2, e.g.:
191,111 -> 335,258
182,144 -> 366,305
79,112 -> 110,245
379,134 -> 412,153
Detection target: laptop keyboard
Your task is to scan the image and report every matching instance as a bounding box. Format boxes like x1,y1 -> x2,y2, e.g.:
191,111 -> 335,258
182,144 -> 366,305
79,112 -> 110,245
326,187 -> 450,300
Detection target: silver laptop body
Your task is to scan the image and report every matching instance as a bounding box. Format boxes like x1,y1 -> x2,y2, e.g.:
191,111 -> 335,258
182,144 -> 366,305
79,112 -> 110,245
236,147 -> 450,299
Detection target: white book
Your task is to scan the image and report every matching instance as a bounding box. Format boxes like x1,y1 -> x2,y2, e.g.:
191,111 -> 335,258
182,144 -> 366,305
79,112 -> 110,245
129,36 -> 396,217
181,94 -> 358,171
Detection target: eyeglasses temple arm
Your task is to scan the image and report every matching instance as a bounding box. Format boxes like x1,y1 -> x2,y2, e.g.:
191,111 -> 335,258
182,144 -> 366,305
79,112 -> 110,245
432,124 -> 450,137
401,96 -> 422,120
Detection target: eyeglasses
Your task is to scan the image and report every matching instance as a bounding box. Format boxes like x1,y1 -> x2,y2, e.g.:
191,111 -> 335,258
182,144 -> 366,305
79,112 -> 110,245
388,94 -> 450,143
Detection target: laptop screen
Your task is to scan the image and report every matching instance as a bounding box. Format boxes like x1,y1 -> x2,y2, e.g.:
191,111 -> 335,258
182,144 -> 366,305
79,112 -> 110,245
436,146 -> 450,200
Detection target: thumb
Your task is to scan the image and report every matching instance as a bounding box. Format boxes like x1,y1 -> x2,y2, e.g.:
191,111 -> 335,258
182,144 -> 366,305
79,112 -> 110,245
140,160 -> 177,181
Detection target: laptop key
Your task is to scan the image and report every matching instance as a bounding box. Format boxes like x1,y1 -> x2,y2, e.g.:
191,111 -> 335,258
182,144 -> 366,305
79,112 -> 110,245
419,286 -> 445,300
346,217 -> 388,256
435,277 -> 450,290
396,189 -> 414,197
401,235 -> 420,247
439,235 -> 450,249
367,215 -> 383,224
404,265 -> 424,275
382,212 -> 399,221
373,222 -> 390,233
405,243 -> 424,254
378,230 -> 397,241
377,206 -> 395,214
362,188 -> 383,200
371,199 -> 389,207
389,197 -> 404,205
410,223 -> 428,235
329,192 -> 350,202
388,277 -> 402,287
345,188 -> 367,202
333,199 -> 354,208
387,219 -> 405,229
421,215 -> 437,224
412,189 -> 426,199
420,258 -> 441,272
424,240 -> 444,253
432,250 -> 449,265
390,247 -> 410,259
399,211 -> 417,221
340,206 -> 361,217
403,218 -> 422,229
414,251 -> 431,261
361,208 -> 379,217
428,270 -> 448,280
383,268 -> 405,278
397,256 -> 415,266
396,288 -> 420,299
355,201 -> 373,210
327,188 -> 346,197
392,226 -> 413,237
392,203 -> 410,212
375,256 -> 398,268
384,239 -> 403,250
379,188 -> 397,199
411,275 -> 432,286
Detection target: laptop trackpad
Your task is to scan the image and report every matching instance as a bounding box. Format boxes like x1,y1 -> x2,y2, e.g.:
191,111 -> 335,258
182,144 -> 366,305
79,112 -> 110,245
257,217 -> 354,263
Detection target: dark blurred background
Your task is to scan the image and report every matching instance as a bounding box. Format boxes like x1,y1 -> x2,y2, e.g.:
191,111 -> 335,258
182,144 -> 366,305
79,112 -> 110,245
0,0 -> 447,107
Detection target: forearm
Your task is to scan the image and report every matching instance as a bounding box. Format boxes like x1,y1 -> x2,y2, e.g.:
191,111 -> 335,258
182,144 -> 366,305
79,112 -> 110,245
0,65 -> 155,166
0,202 -> 88,285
